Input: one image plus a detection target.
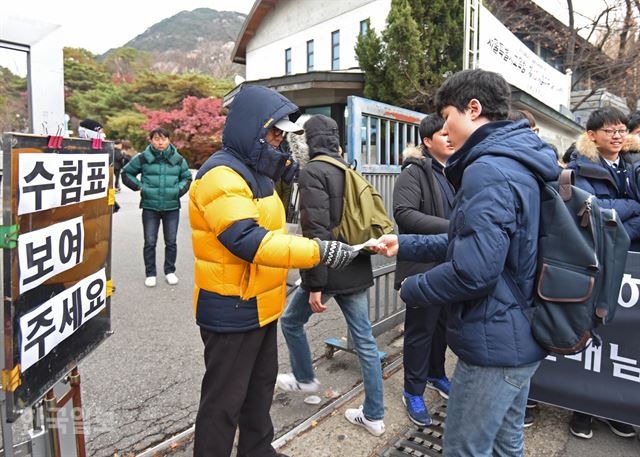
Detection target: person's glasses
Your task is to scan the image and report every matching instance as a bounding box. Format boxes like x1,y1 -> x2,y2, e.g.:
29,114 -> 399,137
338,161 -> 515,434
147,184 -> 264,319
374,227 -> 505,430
599,128 -> 628,137
271,127 -> 285,138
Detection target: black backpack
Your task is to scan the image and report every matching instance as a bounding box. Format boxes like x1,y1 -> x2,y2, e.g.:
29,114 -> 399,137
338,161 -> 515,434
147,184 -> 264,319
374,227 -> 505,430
506,169 -> 630,355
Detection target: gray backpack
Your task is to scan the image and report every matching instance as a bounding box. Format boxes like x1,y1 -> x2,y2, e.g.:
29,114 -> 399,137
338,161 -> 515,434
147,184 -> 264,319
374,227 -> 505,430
506,169 -> 630,355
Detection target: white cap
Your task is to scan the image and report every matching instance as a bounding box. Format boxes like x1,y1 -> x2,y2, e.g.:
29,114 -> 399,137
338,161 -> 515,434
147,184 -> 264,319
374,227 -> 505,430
275,115 -> 304,134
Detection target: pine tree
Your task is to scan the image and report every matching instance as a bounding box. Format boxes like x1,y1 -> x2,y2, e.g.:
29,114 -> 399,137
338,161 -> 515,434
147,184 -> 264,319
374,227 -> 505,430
355,26 -> 385,101
409,0 -> 464,109
355,0 -> 463,110
379,0 -> 422,103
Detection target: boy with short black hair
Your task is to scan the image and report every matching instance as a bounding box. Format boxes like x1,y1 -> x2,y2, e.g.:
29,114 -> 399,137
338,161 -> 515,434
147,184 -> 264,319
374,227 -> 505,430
375,69 -> 559,456
394,114 -> 455,427
566,107 -> 640,439
568,107 -> 640,247
122,128 -> 192,287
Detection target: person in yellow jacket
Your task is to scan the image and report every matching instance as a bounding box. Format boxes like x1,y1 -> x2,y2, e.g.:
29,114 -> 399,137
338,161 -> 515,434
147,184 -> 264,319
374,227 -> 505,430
189,85 -> 357,457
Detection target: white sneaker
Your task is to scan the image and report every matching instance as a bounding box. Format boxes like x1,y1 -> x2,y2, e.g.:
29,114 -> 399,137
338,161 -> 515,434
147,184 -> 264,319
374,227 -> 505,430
165,273 -> 179,285
145,276 -> 157,287
345,406 -> 385,436
276,373 -> 320,392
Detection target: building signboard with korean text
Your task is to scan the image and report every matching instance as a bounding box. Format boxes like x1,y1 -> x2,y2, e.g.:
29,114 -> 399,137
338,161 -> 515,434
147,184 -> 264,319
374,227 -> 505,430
530,251 -> 640,426
2,133 -> 113,421
478,4 -> 570,112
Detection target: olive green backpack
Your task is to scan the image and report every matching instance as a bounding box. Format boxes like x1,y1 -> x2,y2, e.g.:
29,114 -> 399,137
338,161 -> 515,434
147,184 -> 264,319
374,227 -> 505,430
311,155 -> 394,244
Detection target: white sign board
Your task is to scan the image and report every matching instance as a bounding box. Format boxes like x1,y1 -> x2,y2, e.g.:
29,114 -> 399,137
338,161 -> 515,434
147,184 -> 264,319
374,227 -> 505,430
18,153 -> 109,215
19,268 -> 107,372
478,4 -> 569,111
17,216 -> 85,294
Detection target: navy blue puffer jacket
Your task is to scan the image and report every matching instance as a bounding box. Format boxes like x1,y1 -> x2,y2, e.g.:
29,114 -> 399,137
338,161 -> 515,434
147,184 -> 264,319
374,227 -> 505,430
399,120 -> 560,367
567,133 -> 640,242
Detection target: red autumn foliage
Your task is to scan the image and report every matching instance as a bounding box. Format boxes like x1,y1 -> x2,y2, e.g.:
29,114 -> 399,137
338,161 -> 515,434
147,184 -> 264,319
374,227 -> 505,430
138,96 -> 226,167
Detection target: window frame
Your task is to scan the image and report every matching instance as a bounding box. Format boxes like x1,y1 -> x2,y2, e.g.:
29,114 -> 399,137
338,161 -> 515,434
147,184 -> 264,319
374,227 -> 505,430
285,47 -> 292,75
360,19 -> 370,36
306,39 -> 314,72
331,30 -> 340,71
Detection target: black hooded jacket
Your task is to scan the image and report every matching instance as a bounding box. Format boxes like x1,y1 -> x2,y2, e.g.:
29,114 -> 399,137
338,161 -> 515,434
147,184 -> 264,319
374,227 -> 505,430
392,146 -> 451,289
298,115 -> 373,294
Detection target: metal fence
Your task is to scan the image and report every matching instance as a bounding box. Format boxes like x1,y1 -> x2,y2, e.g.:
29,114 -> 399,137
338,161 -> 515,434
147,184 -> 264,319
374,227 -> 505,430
328,96 -> 426,356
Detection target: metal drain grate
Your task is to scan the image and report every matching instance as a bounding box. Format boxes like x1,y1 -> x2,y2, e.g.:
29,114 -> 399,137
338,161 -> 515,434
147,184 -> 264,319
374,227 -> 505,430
379,403 -> 447,456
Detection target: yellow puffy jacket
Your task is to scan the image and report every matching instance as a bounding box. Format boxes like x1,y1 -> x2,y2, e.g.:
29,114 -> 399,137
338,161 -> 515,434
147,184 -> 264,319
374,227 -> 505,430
189,86 -> 320,332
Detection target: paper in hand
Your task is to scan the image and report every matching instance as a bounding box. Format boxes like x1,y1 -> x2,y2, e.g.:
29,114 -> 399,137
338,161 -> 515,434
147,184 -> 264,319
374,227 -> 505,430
350,238 -> 379,251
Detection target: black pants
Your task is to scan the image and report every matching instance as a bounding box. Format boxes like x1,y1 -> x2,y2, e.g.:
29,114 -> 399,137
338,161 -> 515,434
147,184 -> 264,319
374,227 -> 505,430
194,322 -> 279,457
403,303 -> 447,395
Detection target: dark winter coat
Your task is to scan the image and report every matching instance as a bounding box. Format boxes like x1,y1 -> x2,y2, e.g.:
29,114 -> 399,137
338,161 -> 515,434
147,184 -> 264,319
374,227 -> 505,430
298,115 -> 373,294
189,85 -> 320,332
399,119 -> 560,367
122,143 -> 192,211
393,146 -> 450,289
568,133 -> 640,241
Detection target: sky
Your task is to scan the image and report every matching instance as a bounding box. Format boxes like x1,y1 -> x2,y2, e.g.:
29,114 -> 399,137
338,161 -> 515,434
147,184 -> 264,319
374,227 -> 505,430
3,0 -> 256,54
3,0 -> 613,56
1,0 -> 616,78
533,0 -> 615,32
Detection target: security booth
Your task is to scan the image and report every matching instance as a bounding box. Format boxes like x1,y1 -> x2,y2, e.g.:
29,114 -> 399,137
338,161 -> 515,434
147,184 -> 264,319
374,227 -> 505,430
0,15 -> 65,136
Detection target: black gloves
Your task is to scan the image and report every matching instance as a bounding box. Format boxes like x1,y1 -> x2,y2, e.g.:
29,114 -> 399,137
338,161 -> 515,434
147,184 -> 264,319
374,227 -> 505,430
315,239 -> 358,269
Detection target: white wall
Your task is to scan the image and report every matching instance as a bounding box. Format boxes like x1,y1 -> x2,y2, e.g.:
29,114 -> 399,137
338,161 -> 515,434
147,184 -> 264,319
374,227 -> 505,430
0,15 -> 65,135
246,0 -> 391,80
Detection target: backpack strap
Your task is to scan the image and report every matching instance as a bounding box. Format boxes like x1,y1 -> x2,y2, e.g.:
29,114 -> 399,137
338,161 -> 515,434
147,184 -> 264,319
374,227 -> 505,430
503,269 -> 534,322
311,154 -> 350,170
559,169 -> 574,201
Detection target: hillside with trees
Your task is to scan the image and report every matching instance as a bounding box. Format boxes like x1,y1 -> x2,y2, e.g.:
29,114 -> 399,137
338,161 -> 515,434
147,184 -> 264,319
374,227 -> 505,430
62,8 -> 243,167
106,8 -> 246,78
64,45 -> 233,167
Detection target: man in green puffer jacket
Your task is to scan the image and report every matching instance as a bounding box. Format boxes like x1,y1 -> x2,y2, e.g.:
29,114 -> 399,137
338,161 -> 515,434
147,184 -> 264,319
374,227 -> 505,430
123,128 -> 192,287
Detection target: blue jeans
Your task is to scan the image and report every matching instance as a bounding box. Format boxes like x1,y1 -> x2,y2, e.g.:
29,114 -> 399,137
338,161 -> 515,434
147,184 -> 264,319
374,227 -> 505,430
280,287 -> 384,420
142,209 -> 179,277
444,359 -> 540,457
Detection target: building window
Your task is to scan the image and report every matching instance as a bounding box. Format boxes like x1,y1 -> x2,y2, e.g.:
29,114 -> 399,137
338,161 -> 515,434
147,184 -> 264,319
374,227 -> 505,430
285,48 -> 292,75
360,19 -> 369,36
307,40 -> 314,72
331,30 -> 340,70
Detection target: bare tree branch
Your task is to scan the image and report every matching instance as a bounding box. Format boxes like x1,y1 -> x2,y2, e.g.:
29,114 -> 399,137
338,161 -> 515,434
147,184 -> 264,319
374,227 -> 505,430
487,0 -> 640,112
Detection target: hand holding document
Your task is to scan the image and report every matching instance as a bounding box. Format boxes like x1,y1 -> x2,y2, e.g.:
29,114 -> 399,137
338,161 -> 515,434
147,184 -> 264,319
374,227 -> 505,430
350,238 -> 380,251
360,234 -> 399,257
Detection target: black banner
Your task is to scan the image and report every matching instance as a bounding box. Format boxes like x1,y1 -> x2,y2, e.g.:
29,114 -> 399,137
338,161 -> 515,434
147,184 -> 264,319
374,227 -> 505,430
530,251 -> 640,426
